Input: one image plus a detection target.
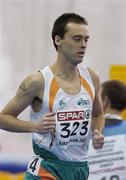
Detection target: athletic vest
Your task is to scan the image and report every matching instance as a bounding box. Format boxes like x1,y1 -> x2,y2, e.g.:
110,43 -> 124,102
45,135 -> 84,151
30,65 -> 95,162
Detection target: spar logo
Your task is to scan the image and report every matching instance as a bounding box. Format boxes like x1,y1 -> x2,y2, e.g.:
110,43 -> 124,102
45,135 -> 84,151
57,110 -> 91,121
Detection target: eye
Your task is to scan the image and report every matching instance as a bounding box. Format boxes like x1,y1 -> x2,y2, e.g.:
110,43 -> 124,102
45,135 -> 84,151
73,36 -> 82,42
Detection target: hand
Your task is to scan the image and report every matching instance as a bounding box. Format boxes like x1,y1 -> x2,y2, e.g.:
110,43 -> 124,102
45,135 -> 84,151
33,112 -> 56,133
92,129 -> 104,150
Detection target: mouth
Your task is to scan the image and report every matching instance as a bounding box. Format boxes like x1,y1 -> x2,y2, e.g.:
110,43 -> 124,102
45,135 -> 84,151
77,52 -> 85,57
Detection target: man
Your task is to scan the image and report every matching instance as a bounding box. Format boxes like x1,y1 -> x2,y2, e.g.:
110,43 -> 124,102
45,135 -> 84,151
101,80 -> 126,136
88,80 -> 126,180
0,13 -> 104,180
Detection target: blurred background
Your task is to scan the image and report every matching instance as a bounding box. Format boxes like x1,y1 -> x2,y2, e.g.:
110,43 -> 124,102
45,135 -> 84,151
0,0 -> 126,179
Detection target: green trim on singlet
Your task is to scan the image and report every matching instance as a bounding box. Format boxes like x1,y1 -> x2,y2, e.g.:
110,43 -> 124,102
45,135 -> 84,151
26,142 -> 89,180
33,141 -> 59,160
33,142 -> 88,166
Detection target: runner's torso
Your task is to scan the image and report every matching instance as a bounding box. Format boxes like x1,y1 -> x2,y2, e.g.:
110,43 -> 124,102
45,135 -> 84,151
30,65 -> 95,162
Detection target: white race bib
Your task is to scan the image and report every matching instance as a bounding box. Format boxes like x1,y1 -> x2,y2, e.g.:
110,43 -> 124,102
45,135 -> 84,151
56,109 -> 91,147
27,156 -> 42,176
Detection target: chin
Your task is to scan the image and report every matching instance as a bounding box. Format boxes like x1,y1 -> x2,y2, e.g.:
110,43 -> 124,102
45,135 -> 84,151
76,58 -> 83,64
72,60 -> 82,66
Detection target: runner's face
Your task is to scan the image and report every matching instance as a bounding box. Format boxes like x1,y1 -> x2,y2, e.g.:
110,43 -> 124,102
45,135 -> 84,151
60,23 -> 89,65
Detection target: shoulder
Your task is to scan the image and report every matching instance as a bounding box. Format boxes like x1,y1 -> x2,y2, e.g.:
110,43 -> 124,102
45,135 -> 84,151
87,67 -> 100,82
17,71 -> 44,96
87,67 -> 100,91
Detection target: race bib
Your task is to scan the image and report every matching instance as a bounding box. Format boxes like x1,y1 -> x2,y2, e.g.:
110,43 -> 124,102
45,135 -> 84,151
56,109 -> 91,146
27,156 -> 42,176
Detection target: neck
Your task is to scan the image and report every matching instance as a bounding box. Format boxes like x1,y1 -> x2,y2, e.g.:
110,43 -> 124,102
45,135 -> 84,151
51,56 -> 79,81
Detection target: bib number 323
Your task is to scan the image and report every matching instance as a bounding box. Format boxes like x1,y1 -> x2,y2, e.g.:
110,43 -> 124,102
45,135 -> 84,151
56,110 -> 91,146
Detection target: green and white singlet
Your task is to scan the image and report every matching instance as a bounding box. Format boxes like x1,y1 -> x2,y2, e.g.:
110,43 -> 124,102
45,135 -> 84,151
30,65 -> 95,162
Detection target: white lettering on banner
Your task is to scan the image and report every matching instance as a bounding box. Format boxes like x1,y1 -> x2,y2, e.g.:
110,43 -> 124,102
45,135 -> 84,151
88,135 -> 126,180
56,109 -> 91,146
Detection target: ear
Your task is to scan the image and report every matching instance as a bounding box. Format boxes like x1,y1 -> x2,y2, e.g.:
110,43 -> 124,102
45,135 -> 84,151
55,35 -> 61,47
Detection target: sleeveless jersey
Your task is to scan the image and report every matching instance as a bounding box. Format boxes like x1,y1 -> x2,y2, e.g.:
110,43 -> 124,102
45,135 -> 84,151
30,65 -> 95,162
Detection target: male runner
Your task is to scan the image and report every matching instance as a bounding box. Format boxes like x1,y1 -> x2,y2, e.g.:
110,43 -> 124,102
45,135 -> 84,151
0,13 -> 105,180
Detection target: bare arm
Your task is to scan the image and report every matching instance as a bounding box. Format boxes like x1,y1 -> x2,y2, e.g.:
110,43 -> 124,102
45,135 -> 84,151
0,72 -> 56,133
88,68 -> 105,132
88,68 -> 105,149
91,93 -> 105,133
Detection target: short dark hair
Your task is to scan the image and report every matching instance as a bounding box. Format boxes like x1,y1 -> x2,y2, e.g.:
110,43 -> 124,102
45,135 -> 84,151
101,80 -> 126,110
52,13 -> 88,51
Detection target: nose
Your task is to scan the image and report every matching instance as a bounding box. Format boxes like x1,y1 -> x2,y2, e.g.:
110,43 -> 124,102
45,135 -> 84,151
80,39 -> 87,49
